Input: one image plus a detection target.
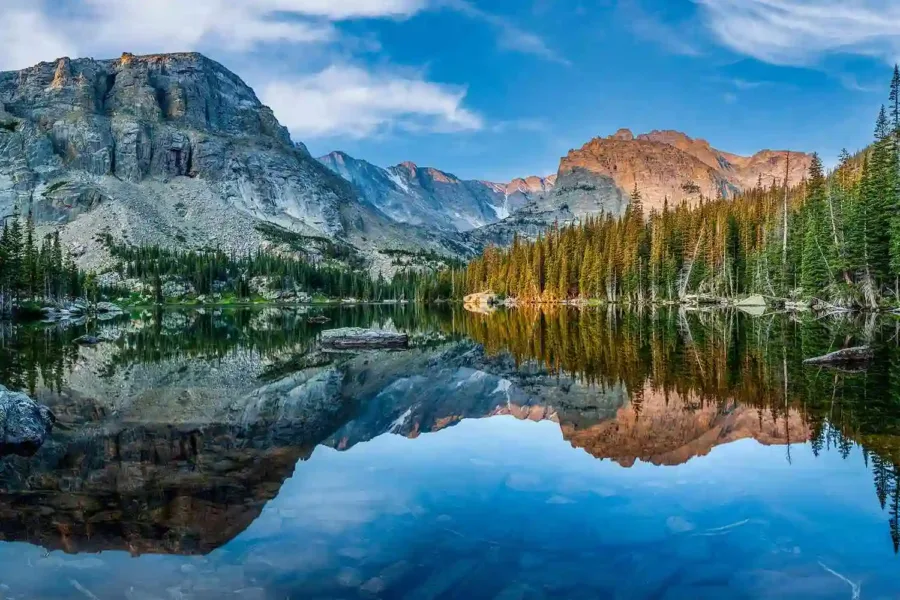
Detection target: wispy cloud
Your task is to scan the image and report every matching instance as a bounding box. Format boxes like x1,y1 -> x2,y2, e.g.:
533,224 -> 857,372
836,72 -> 884,93
620,0 -> 703,57
262,65 -> 483,138
0,5 -> 75,71
693,0 -> 900,66
728,78 -> 769,90
439,0 -> 569,65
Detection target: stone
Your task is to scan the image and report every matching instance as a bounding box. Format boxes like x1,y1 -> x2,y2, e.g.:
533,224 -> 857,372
73,335 -> 102,345
0,385 -> 55,455
320,328 -> 409,350
94,301 -> 123,313
464,292 -> 499,306
736,294 -> 767,307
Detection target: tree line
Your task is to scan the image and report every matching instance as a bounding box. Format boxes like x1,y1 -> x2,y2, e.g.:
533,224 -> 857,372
0,208 -> 83,314
107,241 -> 454,302
459,66 -> 900,309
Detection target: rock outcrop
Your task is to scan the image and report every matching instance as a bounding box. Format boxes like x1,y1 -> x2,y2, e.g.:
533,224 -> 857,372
0,385 -> 55,455
318,151 -> 553,232
0,53 -> 458,271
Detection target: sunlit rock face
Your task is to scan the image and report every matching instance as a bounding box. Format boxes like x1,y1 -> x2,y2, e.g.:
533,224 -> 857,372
548,129 -> 813,216
560,385 -> 811,467
0,53 -> 456,271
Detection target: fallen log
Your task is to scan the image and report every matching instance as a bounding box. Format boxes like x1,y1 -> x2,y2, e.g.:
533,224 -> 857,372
320,328 -> 409,350
803,346 -> 874,366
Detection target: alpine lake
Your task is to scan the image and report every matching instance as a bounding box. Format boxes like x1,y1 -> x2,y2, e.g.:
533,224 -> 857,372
0,304 -> 899,599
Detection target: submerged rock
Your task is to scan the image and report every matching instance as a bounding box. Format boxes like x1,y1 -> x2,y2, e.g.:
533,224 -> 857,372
0,385 -> 55,455
308,315 -> 331,324
320,328 -> 409,350
73,335 -> 102,345
804,346 -> 874,366
94,302 -> 123,314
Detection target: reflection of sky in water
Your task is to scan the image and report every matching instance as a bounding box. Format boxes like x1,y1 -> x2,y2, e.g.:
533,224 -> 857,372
0,416 -> 894,599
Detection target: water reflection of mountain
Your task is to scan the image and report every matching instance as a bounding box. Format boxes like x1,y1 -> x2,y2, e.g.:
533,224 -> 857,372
2,305 -> 900,556
0,367 -> 356,555
325,343 -> 810,468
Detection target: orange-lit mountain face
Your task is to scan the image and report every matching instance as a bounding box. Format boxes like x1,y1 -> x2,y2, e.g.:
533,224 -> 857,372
551,129 -> 813,215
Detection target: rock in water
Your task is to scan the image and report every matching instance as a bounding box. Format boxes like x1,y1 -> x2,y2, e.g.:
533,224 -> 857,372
0,385 -> 55,455
73,335 -> 102,345
94,302 -> 123,314
803,346 -> 874,365
320,328 -> 409,350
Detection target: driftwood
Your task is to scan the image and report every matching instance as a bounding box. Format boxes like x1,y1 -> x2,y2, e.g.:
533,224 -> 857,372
803,346 -> 874,366
320,328 -> 409,350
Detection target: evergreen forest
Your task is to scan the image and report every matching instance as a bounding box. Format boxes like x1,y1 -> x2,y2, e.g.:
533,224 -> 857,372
459,67 -> 900,310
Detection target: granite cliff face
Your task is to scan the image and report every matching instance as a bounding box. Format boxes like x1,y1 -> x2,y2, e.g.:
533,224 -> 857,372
319,151 -> 554,232
0,53 -> 456,269
545,129 -> 812,215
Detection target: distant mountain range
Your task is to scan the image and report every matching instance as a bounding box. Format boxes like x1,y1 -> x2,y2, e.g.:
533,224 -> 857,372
318,151 -> 554,232
0,51 -> 813,270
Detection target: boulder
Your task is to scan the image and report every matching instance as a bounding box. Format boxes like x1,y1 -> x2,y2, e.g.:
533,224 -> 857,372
74,335 -> 102,345
464,292 -> 498,307
320,328 -> 409,350
94,301 -> 123,314
736,294 -> 766,307
804,346 -> 874,366
0,385 -> 55,455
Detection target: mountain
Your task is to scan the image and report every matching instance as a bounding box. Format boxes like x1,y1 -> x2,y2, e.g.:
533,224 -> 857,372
318,151 -> 554,232
0,53 -> 460,271
544,128 -> 813,216
322,341 -> 808,467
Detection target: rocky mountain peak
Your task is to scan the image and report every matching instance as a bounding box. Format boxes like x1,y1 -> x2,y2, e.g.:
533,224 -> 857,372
550,127 -> 813,215
397,161 -> 418,175
609,128 -> 634,141
1,52 -> 459,272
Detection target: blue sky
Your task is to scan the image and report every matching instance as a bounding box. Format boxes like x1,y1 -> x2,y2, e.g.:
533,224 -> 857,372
2,0 -> 899,181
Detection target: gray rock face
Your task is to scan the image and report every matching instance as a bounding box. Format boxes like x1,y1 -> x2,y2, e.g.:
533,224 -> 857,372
0,385 -> 55,455
318,151 -> 551,232
0,53 -> 456,269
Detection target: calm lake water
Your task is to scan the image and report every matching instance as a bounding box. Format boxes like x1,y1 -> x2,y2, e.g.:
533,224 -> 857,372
0,305 -> 898,599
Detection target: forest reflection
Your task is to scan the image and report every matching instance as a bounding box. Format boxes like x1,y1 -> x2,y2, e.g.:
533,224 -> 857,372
455,305 -> 900,552
2,304 -> 900,552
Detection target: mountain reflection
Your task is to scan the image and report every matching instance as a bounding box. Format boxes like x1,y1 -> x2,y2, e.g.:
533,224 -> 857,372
1,305 -> 899,556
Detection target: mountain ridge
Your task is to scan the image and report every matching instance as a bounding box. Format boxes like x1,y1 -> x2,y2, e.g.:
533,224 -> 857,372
318,150 -> 555,232
0,52 -> 462,273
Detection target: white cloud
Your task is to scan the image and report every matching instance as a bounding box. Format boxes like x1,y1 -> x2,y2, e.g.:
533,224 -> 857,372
262,65 -> 484,138
265,0 -> 429,19
0,8 -> 75,70
694,0 -> 900,65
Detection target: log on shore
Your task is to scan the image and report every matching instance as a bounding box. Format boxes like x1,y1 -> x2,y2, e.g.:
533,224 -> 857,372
320,328 -> 409,350
803,346 -> 874,366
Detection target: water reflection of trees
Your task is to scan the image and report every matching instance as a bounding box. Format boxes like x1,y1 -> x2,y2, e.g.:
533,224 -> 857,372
0,304 -> 457,395
454,306 -> 900,553
4,305 -> 900,553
